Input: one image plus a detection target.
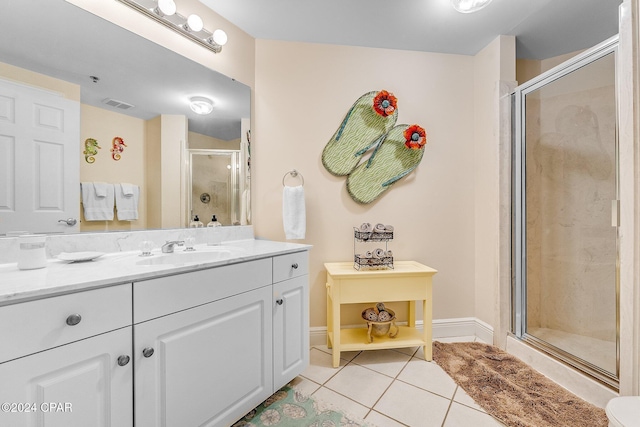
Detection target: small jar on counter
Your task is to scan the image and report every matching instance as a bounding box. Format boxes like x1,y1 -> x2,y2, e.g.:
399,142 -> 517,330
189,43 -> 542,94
17,234 -> 47,270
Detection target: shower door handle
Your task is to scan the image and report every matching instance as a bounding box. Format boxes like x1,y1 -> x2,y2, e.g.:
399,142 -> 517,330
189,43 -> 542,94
612,200 -> 620,227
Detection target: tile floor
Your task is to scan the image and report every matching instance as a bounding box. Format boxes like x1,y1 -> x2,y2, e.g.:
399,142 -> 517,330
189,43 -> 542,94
291,336 -> 505,427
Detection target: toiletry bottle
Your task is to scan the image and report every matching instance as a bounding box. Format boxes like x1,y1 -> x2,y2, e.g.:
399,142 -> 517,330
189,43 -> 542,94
207,215 -> 222,245
189,215 -> 203,228
207,215 -> 221,228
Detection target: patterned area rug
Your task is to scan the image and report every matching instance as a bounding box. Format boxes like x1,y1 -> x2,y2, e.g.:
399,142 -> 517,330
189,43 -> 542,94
232,386 -> 371,427
433,341 -> 609,427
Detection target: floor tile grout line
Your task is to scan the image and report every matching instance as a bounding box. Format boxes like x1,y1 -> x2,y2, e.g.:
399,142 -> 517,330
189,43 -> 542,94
368,408 -> 411,426
365,354 -> 414,416
440,385 -> 458,427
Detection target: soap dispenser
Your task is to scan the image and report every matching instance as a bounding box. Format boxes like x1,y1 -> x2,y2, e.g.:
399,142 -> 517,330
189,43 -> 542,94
189,215 -> 203,228
207,215 -> 221,228
207,214 -> 222,245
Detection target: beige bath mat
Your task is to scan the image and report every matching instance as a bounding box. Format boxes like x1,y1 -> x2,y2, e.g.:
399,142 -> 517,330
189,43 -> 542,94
432,341 -> 608,427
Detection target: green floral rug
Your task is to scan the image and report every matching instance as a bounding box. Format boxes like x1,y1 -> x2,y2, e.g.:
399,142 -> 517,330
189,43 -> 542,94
232,385 -> 372,427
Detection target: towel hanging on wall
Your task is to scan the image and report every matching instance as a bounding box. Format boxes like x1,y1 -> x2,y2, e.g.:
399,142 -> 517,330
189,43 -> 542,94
115,183 -> 140,221
81,182 -> 114,221
282,170 -> 306,240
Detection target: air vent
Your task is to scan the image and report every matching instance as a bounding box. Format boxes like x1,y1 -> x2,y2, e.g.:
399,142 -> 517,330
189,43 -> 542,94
101,98 -> 135,110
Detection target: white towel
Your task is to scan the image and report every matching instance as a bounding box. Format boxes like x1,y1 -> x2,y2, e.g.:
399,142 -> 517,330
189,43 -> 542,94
93,182 -> 109,198
115,183 -> 140,221
120,182 -> 135,196
81,182 -> 114,221
283,185 -> 306,240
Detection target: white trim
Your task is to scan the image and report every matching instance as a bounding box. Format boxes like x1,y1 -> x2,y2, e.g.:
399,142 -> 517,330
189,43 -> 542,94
309,317 -> 494,348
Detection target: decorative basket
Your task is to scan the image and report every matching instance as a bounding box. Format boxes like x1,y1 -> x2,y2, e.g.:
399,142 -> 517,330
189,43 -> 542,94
362,308 -> 398,342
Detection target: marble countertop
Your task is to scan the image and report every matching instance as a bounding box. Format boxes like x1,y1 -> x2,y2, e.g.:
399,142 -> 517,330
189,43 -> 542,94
0,239 -> 311,306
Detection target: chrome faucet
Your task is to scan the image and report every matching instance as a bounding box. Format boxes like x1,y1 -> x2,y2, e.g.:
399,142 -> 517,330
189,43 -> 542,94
161,240 -> 185,253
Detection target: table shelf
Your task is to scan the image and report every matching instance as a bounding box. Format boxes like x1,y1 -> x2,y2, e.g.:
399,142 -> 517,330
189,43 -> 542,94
328,326 -> 427,352
325,261 -> 437,368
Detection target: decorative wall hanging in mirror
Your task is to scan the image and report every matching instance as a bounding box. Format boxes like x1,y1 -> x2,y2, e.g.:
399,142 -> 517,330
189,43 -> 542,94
322,90 -> 428,204
83,138 -> 101,164
111,137 -> 127,161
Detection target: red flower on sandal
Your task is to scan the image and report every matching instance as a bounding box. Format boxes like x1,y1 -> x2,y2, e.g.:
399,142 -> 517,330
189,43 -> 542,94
372,90 -> 398,117
404,124 -> 426,149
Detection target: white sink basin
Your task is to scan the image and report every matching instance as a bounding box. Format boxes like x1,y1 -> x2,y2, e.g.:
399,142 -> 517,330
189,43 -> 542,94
136,246 -> 244,266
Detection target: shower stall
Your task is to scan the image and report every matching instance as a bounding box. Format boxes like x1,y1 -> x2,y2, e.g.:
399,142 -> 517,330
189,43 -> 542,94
187,149 -> 243,226
512,37 -> 619,388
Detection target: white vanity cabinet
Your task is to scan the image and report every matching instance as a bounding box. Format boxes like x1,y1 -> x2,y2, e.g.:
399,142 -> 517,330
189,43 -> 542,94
0,246 -> 310,427
0,285 -> 133,427
272,252 -> 310,390
133,259 -> 275,427
132,251 -> 309,427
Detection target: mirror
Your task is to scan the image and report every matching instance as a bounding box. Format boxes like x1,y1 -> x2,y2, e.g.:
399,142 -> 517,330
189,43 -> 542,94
0,0 -> 251,235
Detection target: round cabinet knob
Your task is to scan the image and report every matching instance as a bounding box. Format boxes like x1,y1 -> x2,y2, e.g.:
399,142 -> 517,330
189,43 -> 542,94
276,298 -> 284,305
142,347 -> 155,358
291,263 -> 299,269
117,355 -> 130,366
65,314 -> 82,326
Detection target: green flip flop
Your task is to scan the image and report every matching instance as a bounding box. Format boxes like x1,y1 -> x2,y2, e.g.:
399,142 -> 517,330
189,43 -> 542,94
322,90 -> 398,176
346,124 -> 427,204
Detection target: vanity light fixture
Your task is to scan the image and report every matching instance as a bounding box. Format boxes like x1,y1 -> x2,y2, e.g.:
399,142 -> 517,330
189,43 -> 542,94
116,0 -> 228,53
189,96 -> 214,115
450,0 -> 492,13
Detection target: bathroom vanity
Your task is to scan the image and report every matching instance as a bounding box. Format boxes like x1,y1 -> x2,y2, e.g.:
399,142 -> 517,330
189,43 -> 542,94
0,237 -> 309,427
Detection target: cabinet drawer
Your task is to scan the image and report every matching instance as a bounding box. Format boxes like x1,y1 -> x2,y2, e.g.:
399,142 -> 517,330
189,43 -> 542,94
0,284 -> 132,364
134,258 -> 272,323
273,251 -> 309,283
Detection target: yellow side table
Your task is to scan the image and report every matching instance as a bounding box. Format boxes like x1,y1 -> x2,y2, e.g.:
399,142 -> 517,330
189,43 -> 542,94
325,261 -> 437,368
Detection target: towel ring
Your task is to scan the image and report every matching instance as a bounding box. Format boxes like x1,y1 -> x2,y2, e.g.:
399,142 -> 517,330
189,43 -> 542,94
282,169 -> 304,187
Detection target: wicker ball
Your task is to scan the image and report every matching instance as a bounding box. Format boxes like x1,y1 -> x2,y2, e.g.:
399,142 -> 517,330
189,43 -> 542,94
363,308 -> 379,321
377,311 -> 392,322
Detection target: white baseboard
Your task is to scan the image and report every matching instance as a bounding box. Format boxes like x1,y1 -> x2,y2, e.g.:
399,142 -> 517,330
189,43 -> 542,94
310,317 -> 493,347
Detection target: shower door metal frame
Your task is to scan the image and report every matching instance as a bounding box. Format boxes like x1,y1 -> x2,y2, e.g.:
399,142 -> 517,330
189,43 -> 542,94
512,35 -> 620,388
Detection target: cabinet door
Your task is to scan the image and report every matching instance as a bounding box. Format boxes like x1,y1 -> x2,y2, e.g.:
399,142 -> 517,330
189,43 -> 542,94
273,275 -> 309,390
134,286 -> 273,427
0,327 -> 133,427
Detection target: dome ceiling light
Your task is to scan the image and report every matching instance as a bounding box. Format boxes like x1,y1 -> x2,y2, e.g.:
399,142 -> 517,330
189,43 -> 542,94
451,0 -> 493,13
189,96 -> 214,115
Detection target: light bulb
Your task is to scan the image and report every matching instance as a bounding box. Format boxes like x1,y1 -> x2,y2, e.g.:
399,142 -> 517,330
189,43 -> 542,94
451,0 -> 492,13
186,14 -> 204,32
157,0 -> 176,16
212,29 -> 228,46
189,96 -> 213,115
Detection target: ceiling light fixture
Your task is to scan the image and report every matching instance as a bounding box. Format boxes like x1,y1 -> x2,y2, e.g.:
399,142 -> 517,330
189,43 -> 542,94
189,96 -> 214,115
116,0 -> 228,53
156,0 -> 176,16
451,0 -> 493,13
185,14 -> 203,32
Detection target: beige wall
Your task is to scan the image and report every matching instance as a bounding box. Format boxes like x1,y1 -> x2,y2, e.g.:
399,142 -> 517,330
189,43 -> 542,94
0,62 -> 80,101
516,50 -> 585,86
473,36 -> 516,329
79,104 -> 147,231
188,131 -> 240,150
254,40 -> 479,327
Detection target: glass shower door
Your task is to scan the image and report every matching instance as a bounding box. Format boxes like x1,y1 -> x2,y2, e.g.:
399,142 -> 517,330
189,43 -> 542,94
188,150 -> 241,226
513,40 -> 618,387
